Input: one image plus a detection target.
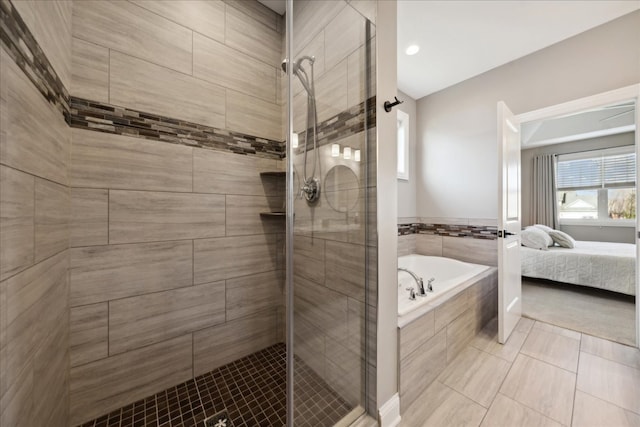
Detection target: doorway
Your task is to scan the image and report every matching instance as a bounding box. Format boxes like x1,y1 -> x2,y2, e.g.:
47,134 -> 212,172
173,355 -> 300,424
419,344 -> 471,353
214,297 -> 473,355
498,84 -> 640,348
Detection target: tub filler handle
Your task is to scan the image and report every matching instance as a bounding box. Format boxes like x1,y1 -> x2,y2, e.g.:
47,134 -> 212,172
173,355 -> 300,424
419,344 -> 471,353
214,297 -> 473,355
427,278 -> 435,292
405,287 -> 417,300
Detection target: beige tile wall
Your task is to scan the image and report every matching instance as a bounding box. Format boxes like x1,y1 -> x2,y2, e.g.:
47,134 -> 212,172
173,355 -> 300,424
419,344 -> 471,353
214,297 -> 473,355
397,232 -> 497,266
68,125 -> 285,423
0,1 -> 72,424
72,0 -> 283,141
69,0 -> 287,407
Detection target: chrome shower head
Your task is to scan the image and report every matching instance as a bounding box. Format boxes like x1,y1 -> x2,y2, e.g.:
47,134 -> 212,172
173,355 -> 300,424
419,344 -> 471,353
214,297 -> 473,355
281,56 -> 315,97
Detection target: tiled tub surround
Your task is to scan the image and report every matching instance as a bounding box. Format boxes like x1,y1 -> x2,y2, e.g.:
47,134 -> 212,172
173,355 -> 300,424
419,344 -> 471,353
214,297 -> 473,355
78,343 -> 353,427
398,268 -> 498,413
398,230 -> 498,267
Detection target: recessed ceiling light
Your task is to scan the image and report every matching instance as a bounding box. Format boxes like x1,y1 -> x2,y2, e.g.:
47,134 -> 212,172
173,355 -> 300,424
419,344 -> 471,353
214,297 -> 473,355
405,44 -> 420,55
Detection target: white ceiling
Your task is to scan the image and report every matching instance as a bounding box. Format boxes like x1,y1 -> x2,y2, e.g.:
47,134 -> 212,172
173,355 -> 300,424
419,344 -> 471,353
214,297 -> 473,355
398,1 -> 640,100
521,102 -> 636,149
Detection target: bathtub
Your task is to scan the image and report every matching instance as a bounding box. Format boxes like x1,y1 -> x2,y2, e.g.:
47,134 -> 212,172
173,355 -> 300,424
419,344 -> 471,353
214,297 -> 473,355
397,254 -> 491,327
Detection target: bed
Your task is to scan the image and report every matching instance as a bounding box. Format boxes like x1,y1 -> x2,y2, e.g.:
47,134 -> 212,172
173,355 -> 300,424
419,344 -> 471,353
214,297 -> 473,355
521,240 -> 636,296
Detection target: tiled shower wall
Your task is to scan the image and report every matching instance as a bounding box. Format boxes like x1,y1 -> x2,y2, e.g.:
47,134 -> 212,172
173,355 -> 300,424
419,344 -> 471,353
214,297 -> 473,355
67,1 -> 286,424
291,0 -> 378,414
0,1 -> 72,426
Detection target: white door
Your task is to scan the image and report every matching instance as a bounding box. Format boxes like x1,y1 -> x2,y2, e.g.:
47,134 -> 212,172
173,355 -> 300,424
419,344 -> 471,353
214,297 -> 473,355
498,101 -> 522,344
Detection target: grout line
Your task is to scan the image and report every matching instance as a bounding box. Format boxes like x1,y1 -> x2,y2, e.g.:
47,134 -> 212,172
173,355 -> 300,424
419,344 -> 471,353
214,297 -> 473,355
191,30 -> 194,76
107,189 -> 110,245
108,48 -> 111,102
33,171 -> 36,265
107,300 -> 110,358
571,337 -> 583,426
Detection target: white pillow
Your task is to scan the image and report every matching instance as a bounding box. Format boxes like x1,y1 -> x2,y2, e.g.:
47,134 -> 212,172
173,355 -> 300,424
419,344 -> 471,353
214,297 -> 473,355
548,230 -> 576,249
532,224 -> 553,234
521,227 -> 553,250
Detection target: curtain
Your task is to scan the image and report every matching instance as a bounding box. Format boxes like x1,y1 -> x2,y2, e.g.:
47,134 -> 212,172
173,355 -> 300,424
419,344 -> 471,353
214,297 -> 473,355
532,154 -> 558,229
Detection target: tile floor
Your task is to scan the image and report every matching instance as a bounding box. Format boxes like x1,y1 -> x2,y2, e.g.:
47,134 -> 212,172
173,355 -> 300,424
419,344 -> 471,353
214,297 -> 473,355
78,343 -> 353,427
402,317 -> 640,427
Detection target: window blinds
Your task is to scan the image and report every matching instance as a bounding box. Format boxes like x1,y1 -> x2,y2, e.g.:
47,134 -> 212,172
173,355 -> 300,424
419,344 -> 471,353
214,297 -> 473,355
556,148 -> 636,191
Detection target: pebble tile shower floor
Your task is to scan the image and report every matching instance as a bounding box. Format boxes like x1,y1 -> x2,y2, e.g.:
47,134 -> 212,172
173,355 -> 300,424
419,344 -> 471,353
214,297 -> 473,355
78,343 -> 352,427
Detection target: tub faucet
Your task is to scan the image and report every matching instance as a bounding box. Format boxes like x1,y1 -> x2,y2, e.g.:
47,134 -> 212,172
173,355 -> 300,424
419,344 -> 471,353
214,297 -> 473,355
427,278 -> 435,292
398,267 -> 426,296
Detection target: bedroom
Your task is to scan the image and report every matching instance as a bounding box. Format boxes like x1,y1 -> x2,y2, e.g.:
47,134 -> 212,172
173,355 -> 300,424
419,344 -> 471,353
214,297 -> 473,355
520,101 -> 636,346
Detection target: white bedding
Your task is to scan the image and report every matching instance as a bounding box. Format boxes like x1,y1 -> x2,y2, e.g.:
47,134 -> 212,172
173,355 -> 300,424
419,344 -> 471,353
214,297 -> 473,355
521,241 -> 636,296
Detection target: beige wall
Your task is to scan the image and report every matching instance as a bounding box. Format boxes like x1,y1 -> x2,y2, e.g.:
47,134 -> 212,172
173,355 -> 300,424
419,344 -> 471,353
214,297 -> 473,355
522,132 -> 635,243
415,11 -> 640,220
67,1 -> 286,424
0,1 -> 72,426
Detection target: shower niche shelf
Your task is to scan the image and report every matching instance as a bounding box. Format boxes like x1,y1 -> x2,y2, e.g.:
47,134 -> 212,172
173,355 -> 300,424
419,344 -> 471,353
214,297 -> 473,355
260,171 -> 286,177
260,171 -> 286,218
260,211 -> 286,217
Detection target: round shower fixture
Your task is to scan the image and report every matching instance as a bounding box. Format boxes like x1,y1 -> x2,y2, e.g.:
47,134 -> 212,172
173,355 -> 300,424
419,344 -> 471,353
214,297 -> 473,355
282,55 -> 320,204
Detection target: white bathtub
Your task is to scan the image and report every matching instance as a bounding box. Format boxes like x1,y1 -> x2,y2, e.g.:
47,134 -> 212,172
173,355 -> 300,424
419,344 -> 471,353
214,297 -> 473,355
397,254 -> 491,327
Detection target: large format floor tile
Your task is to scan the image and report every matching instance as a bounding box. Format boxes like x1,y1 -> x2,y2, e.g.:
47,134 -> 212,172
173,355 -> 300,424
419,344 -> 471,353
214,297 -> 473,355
438,347 -> 511,408
402,316 -> 640,427
577,351 -> 640,414
470,318 -> 529,362
480,393 -> 561,427
572,391 -> 640,427
520,326 -> 580,372
401,381 -> 486,427
500,354 -> 576,425
580,334 -> 640,370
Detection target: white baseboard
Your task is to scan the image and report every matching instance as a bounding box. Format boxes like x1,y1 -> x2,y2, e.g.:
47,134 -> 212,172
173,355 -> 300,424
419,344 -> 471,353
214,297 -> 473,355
378,393 -> 401,427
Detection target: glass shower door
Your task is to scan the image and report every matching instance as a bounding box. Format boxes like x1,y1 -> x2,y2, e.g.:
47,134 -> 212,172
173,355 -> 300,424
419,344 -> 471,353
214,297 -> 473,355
286,1 -> 377,425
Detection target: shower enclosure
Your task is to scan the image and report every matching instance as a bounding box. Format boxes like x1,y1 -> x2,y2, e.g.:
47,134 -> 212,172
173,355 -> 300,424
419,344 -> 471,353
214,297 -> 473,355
0,0 -> 377,425
286,0 -> 378,424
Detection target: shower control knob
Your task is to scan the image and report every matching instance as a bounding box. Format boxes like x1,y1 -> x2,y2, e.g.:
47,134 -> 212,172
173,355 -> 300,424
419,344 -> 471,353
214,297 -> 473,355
301,177 -> 320,204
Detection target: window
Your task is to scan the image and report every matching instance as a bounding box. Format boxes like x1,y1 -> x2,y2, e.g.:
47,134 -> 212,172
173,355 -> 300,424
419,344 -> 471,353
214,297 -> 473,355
556,146 -> 636,224
397,110 -> 409,180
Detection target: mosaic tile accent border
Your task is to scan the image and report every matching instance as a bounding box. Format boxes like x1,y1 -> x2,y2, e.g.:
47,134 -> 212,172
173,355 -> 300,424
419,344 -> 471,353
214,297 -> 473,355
0,0 -> 70,118
68,94 -> 376,161
69,96 -> 286,159
78,343 -> 353,427
295,97 -> 377,154
398,222 -> 498,240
